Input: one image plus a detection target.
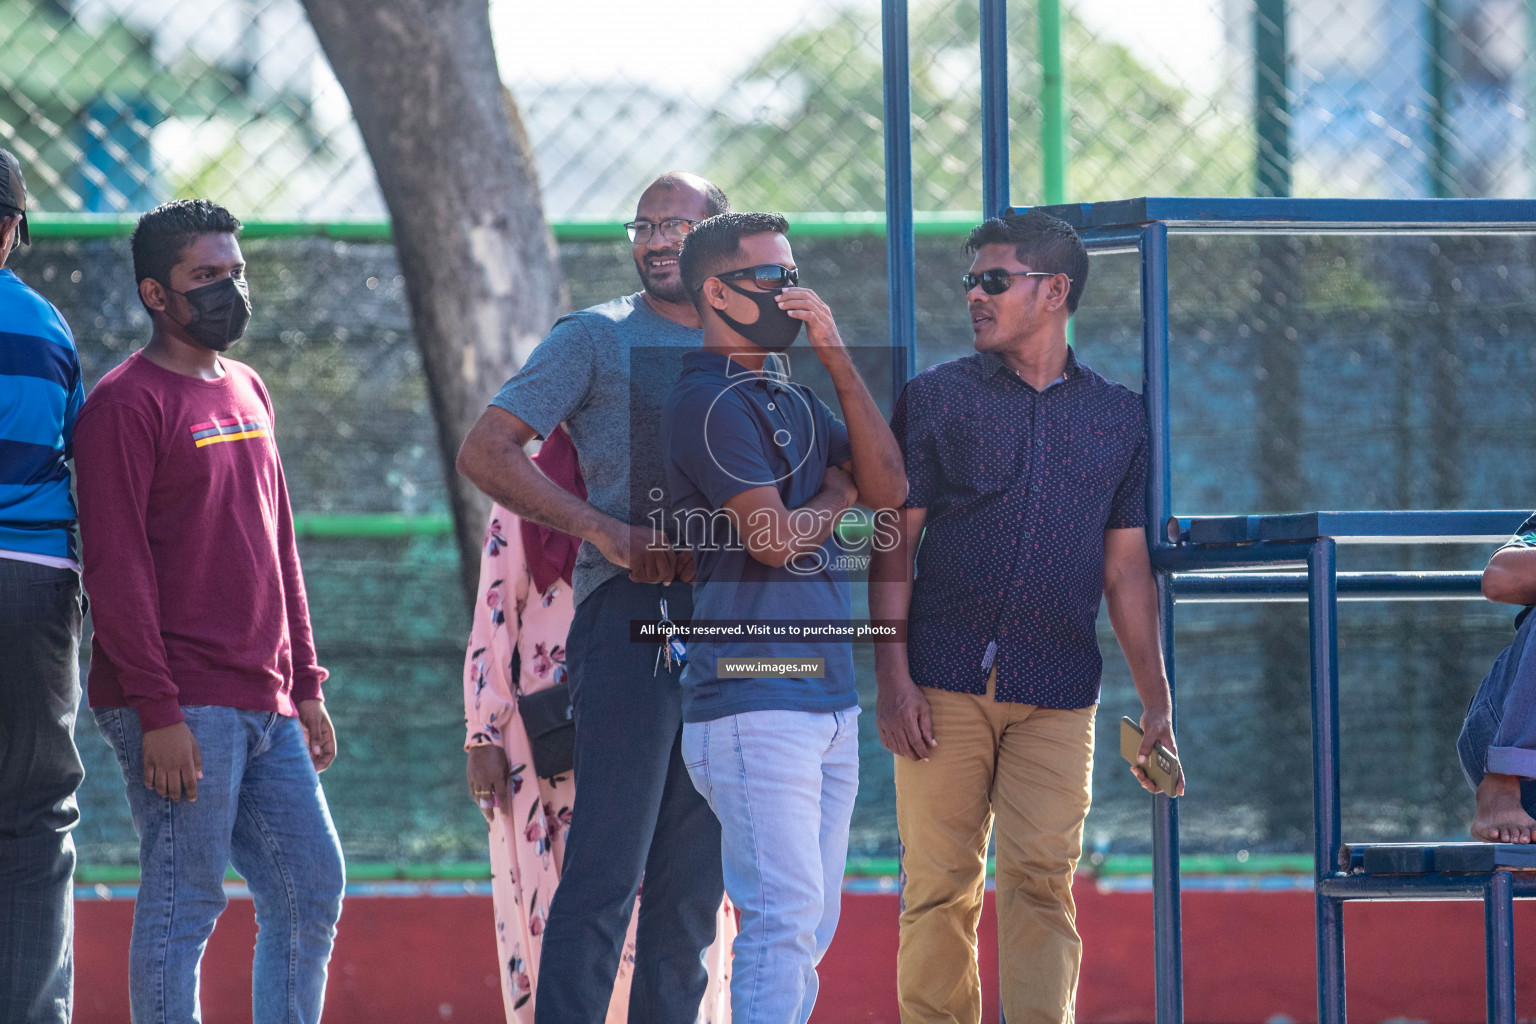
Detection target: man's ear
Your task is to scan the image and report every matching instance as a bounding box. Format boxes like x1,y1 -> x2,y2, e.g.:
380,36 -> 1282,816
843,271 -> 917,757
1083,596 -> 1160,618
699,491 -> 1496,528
1044,274 -> 1071,313
139,277 -> 169,314
699,277 -> 729,313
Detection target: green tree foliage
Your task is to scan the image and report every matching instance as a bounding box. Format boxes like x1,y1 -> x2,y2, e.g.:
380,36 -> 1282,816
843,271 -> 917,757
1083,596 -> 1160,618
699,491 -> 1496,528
709,0 -> 1252,211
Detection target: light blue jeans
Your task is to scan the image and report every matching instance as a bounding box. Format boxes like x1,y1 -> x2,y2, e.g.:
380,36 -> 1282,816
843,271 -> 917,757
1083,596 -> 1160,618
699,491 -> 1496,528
682,706 -> 860,1024
94,706 -> 345,1024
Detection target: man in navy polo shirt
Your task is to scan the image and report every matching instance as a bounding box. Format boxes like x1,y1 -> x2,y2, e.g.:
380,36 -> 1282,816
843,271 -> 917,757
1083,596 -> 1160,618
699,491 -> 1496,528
871,210 -> 1184,1024
663,211 -> 905,1024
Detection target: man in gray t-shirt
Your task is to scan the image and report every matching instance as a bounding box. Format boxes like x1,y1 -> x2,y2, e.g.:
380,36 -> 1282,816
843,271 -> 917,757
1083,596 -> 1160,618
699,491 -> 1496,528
487,291 -> 703,606
458,172 -> 729,1024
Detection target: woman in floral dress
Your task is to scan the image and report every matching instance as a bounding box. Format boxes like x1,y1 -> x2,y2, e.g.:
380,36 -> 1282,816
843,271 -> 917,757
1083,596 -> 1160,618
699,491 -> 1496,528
461,426 -> 733,1023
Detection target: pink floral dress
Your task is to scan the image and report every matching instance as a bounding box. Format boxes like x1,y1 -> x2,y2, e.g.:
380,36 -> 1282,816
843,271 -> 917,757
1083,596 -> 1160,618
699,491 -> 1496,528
463,505 -> 734,1023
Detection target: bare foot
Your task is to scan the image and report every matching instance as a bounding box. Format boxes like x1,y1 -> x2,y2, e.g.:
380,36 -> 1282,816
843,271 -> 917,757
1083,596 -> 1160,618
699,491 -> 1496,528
1471,773 -> 1536,843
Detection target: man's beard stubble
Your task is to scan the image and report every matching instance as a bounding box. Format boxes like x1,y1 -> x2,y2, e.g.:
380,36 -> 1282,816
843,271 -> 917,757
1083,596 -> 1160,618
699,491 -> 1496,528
637,252 -> 689,305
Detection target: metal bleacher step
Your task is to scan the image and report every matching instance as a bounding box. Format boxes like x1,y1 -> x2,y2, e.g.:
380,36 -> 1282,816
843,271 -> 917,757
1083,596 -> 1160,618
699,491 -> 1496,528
1340,842 -> 1536,875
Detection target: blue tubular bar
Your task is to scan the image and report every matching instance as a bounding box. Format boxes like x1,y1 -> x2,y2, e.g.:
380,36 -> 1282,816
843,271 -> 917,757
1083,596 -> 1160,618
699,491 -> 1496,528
1030,195 -> 1536,229
1140,222 -> 1182,1024
1152,544 -> 1311,572
1167,510 -> 1527,545
1487,871 -> 1515,1024
980,0 -> 1009,217
1171,570 -> 1483,602
882,0 -> 918,400
1309,539 -> 1346,1024
1142,224 -> 1172,552
1075,226 -> 1149,251
1258,510 -> 1524,544
1153,577 -> 1184,1024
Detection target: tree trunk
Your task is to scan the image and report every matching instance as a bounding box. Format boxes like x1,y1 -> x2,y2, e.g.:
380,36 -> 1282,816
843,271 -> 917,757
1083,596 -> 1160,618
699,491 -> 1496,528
300,0 -> 566,608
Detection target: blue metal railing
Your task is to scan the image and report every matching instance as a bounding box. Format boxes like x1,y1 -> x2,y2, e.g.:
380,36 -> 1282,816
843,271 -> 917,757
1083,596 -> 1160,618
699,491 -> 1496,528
1026,199 -> 1536,1023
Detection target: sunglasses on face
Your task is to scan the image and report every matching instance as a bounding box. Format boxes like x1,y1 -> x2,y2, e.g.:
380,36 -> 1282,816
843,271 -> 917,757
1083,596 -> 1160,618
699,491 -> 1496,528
961,268 -> 1066,295
714,264 -> 800,289
625,218 -> 697,244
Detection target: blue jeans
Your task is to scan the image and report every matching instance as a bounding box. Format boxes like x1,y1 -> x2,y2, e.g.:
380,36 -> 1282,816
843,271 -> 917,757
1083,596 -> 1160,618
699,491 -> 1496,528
1460,609 -> 1536,813
0,559 -> 83,1024
94,705 -> 345,1024
682,706 -> 861,1024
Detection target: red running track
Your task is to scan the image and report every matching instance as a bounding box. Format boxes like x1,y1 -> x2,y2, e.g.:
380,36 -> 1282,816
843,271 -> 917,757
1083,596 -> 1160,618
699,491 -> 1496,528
73,880 -> 1536,1022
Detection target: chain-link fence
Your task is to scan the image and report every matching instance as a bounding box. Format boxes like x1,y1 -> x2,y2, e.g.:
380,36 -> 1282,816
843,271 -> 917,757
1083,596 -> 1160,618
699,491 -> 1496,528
17,223 -> 1534,867
9,0 -> 1536,870
5,0 -> 1535,218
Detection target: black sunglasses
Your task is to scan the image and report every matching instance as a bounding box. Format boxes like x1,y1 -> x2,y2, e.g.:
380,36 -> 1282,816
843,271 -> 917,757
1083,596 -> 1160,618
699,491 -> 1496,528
715,264 -> 800,290
961,268 -> 1066,295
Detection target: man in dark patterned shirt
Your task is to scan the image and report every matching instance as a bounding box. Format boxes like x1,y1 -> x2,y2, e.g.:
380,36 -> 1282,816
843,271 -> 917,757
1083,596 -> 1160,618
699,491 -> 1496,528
870,210 -> 1183,1024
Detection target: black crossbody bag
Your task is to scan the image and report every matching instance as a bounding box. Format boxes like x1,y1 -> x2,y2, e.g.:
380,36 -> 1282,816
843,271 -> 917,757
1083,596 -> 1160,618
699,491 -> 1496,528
516,669 -> 575,779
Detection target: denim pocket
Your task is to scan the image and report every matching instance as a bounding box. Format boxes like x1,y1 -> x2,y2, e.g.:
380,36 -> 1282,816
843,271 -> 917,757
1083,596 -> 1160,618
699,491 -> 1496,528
93,707 -> 133,779
681,722 -> 711,800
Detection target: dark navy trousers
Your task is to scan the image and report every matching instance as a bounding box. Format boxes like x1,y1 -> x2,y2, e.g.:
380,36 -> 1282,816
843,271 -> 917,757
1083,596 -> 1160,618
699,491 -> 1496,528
533,576 -> 724,1024
0,559 -> 84,1024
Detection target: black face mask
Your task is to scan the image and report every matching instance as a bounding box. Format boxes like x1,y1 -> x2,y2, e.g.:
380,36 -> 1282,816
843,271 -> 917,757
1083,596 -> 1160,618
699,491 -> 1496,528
714,281 -> 802,352
165,277 -> 252,351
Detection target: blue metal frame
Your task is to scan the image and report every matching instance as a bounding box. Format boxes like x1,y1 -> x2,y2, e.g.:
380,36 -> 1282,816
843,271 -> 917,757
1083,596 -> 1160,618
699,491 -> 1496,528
1023,195 -> 1536,229
980,0 -> 1009,218
882,0 -> 917,405
1034,198 -> 1536,1024
1309,538 -> 1345,1024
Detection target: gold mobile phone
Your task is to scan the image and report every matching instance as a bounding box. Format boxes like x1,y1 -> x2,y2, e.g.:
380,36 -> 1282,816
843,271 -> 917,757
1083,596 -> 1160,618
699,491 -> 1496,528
1120,717 -> 1181,797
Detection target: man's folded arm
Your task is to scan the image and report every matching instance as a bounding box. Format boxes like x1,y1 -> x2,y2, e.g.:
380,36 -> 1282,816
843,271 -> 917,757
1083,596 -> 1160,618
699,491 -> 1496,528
721,473 -> 857,569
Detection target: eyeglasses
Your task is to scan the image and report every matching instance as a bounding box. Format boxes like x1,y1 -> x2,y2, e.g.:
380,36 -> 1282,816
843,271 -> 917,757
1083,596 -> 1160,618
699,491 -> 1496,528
714,264 -> 800,289
961,268 -> 1067,295
625,218 -> 698,244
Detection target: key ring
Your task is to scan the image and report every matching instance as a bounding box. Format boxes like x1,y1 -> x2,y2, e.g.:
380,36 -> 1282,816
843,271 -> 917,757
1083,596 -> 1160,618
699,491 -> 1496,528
654,598 -> 687,675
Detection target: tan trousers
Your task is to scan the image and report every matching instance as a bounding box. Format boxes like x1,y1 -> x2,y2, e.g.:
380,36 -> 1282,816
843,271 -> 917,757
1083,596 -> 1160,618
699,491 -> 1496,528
895,668 -> 1096,1024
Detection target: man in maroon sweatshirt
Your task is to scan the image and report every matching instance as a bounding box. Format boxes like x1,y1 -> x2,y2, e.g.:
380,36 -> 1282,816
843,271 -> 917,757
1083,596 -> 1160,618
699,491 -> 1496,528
74,199 -> 343,1024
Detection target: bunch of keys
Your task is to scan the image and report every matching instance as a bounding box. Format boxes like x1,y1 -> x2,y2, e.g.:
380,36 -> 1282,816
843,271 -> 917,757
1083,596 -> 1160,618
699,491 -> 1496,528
654,598 -> 688,675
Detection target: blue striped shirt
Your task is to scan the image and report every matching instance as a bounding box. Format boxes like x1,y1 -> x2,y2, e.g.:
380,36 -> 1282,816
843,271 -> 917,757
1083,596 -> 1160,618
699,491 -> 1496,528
0,268 -> 83,563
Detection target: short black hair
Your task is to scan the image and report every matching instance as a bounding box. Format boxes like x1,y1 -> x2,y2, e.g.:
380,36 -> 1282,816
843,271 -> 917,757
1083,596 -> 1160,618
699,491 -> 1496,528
651,172 -> 730,218
131,199 -> 242,288
678,212 -> 790,307
965,210 -> 1089,314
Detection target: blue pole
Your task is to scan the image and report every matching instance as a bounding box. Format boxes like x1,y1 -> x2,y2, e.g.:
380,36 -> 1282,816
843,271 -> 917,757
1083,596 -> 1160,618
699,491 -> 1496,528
1254,0 -> 1291,197
980,0 -> 1010,216
1152,576 -> 1184,1024
883,0 -> 918,398
1140,222 -> 1182,1024
1142,223 -> 1172,547
1486,870 -> 1515,1024
1308,537 -> 1345,1024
